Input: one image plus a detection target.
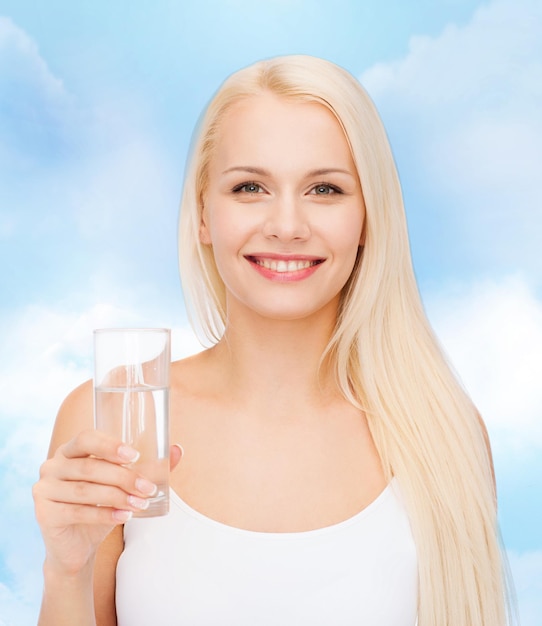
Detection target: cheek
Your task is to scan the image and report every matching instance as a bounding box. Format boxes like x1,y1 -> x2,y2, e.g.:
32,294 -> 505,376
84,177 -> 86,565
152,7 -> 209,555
334,218 -> 364,277
205,210 -> 237,250
203,213 -> 242,279
334,215 -> 364,254
203,199 -> 262,250
199,197 -> 228,247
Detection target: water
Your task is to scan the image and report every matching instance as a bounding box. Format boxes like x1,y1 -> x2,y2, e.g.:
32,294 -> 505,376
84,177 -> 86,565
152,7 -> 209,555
95,385 -> 169,517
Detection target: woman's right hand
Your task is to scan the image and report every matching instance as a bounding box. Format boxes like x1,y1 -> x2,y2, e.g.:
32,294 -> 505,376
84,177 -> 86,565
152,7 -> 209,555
32,428 -> 157,576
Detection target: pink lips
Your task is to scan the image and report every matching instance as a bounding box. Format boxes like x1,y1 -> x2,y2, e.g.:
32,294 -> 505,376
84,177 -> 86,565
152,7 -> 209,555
245,254 -> 325,282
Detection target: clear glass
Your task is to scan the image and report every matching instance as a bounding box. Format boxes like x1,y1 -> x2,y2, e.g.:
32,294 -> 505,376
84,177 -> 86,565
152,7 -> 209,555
93,328 -> 171,517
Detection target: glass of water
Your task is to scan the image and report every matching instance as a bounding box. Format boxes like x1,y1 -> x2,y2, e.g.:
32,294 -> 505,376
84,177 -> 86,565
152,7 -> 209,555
93,328 -> 171,517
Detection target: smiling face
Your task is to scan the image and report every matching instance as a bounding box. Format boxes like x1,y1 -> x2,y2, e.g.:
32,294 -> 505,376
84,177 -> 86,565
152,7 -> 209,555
200,92 -> 365,324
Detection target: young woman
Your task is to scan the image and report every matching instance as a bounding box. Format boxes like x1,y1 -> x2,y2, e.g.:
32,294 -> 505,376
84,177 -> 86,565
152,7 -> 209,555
34,55 -> 512,625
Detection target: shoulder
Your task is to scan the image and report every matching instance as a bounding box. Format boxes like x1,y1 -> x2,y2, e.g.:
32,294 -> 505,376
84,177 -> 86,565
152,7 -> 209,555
48,379 -> 94,457
171,348 -> 219,398
59,378 -> 93,414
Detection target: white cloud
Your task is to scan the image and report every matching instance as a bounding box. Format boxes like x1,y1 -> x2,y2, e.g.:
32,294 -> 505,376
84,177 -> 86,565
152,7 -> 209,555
0,17 -> 182,304
0,302 -> 202,424
361,0 -> 542,276
422,273 -> 542,618
425,274 -> 542,453
0,16 -> 76,166
1,304 -> 131,422
362,0 -> 542,110
0,16 -> 67,103
0,582 -> 38,626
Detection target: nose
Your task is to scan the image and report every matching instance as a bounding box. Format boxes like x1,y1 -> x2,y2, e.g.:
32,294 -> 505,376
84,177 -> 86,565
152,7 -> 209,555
262,193 -> 311,242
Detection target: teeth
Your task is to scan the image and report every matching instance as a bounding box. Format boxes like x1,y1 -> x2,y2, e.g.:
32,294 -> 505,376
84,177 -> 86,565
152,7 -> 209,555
256,258 -> 316,272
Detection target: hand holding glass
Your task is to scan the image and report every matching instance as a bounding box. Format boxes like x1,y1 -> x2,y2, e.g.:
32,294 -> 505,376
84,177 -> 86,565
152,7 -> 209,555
94,328 -> 171,517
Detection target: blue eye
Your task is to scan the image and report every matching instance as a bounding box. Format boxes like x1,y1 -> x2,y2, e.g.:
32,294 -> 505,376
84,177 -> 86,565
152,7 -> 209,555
311,183 -> 341,195
315,185 -> 331,194
233,182 -> 262,194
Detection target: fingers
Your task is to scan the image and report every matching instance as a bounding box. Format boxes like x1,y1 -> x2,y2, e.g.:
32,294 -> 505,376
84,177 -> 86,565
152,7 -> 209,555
35,430 -> 186,530
33,464 -> 153,531
39,460 -> 155,503
33,487 -> 134,528
60,428 -> 140,464
37,480 -> 148,518
48,429 -> 157,497
32,428 -> 178,576
48,455 -> 156,496
34,430 -> 160,528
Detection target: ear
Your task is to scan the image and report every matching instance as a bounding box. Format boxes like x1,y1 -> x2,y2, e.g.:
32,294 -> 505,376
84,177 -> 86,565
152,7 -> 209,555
199,205 -> 212,245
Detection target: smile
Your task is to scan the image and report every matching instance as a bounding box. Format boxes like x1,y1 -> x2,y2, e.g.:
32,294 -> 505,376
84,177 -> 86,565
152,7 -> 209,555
245,255 -> 325,282
252,258 -> 322,273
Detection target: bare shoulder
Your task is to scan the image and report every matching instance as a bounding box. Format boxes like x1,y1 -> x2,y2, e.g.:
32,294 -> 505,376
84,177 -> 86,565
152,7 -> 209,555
171,348 -> 217,398
47,379 -> 94,458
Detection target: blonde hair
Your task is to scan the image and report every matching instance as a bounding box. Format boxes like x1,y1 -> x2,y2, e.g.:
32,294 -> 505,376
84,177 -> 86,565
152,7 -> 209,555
178,55 -> 512,624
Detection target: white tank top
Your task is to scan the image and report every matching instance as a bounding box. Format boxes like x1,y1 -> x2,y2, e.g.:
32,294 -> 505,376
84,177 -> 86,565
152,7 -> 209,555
116,479 -> 418,625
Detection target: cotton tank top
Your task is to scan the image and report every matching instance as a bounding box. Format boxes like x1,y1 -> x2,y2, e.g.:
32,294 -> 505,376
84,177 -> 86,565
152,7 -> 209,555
116,479 -> 418,625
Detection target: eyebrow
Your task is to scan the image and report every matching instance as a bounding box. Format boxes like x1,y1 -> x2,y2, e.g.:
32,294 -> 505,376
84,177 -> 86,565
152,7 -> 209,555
221,166 -> 355,178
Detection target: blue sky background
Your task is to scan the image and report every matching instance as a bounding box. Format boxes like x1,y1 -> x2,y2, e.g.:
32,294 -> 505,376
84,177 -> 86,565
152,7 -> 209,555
0,0 -> 540,623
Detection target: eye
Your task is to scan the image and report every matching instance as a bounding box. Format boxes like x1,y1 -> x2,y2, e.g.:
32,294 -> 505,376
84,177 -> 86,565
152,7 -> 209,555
310,183 -> 342,195
232,182 -> 264,194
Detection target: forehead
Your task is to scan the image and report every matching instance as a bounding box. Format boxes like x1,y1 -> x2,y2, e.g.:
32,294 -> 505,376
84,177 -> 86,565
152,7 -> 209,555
220,92 -> 338,127
210,93 -> 354,170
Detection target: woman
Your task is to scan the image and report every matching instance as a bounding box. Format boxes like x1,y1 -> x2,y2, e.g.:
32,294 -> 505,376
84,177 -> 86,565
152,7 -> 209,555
34,55 -> 511,625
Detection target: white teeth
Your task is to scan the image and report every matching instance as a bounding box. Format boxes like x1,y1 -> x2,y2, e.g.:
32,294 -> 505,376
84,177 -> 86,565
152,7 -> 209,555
256,258 -> 316,272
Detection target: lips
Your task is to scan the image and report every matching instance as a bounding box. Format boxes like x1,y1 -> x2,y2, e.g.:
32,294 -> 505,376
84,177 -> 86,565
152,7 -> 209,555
245,255 -> 325,280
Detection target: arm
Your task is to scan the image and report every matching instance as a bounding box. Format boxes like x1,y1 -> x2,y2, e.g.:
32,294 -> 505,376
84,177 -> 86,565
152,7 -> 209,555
39,557 -> 100,626
33,382 -> 148,625
94,527 -> 124,625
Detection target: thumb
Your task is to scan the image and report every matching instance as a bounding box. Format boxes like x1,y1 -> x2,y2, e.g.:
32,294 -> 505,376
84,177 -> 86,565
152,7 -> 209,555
169,444 -> 184,472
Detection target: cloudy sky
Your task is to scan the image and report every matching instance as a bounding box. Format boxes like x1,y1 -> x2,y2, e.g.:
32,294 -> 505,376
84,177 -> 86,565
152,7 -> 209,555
0,0 -> 540,623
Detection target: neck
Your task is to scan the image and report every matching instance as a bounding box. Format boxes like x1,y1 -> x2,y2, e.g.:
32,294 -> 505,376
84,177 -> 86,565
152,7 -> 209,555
210,304 -> 341,417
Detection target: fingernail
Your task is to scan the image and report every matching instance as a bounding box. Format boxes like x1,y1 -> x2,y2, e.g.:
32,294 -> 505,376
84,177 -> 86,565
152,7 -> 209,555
128,495 -> 150,510
118,445 -> 140,462
173,443 -> 184,457
136,478 -> 157,496
113,510 -> 133,523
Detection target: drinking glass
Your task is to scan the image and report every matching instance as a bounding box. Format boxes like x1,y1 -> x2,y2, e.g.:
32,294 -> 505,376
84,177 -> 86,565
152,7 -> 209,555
93,328 -> 171,517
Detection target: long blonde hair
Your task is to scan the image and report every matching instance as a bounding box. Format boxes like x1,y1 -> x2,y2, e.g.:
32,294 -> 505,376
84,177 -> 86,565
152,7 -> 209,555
178,55 -> 512,625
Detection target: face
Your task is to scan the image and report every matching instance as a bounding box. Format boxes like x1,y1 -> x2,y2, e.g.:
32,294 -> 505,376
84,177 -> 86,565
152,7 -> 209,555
200,93 -> 365,323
